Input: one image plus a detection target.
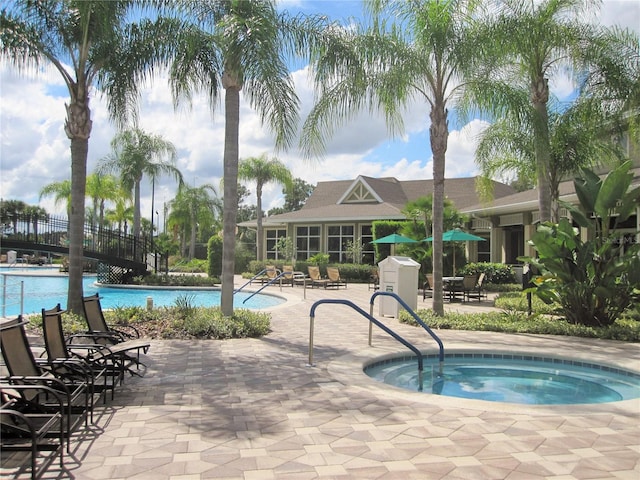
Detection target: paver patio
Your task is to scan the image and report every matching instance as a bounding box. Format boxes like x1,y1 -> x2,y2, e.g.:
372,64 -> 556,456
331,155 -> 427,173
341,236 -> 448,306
4,277 -> 639,479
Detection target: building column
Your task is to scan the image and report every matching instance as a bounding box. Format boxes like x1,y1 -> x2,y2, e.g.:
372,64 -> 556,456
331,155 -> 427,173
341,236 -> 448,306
491,226 -> 505,263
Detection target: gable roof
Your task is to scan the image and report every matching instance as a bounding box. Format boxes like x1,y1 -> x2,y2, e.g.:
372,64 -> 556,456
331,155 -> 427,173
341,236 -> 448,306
240,175 -> 516,227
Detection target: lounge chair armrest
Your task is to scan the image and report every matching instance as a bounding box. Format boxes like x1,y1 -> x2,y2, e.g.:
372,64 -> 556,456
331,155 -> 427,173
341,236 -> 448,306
1,383 -> 66,408
1,375 -> 75,399
107,324 -> 141,339
71,331 -> 124,344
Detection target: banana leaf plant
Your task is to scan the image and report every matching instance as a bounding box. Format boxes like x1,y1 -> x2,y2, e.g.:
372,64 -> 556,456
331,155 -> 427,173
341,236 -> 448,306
521,161 -> 640,327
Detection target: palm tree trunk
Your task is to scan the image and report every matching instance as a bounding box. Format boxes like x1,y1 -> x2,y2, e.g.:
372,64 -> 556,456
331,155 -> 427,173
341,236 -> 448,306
133,181 -> 142,240
189,212 -> 197,260
221,74 -> 241,316
256,183 -> 263,262
430,99 -> 448,317
68,136 -> 89,314
531,77 -> 552,223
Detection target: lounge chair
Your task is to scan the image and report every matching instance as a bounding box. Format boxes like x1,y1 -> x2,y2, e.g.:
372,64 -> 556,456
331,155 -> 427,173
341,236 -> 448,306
81,294 -> 150,375
42,304 -> 132,400
281,265 -> 295,287
307,266 -> 330,288
326,267 -> 347,289
0,317 -> 94,444
252,265 -> 279,285
1,386 -> 65,479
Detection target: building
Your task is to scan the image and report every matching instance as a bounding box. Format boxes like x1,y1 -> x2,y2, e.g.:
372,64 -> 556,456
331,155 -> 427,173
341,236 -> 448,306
239,175 -> 516,263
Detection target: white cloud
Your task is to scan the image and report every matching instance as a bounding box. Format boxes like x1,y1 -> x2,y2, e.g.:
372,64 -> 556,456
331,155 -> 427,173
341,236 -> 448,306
1,0 -> 637,221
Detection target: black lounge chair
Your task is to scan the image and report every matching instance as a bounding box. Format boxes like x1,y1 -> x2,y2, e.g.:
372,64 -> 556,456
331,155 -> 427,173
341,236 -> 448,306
42,304 -> 129,400
81,294 -> 150,375
1,385 -> 66,479
0,317 -> 95,447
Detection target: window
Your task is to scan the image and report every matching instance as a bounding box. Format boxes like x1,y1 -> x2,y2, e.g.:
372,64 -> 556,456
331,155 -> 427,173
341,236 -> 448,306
360,225 -> 374,264
327,225 -> 354,263
265,229 -> 286,259
296,226 -> 320,260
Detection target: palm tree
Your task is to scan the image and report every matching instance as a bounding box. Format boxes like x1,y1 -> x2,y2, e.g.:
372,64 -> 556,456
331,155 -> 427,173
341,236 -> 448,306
465,0 -> 637,223
170,184 -> 220,260
98,128 -> 183,241
302,0 -> 479,315
238,154 -> 293,261
476,96 -> 627,221
23,205 -> 48,242
169,1 -> 327,315
1,1 -> 186,313
0,200 -> 27,238
86,173 -> 120,235
105,193 -> 134,234
39,180 -> 72,217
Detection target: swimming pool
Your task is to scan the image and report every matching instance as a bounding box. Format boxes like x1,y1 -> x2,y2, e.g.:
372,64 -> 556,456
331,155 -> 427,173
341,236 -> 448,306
364,352 -> 640,405
0,270 -> 284,316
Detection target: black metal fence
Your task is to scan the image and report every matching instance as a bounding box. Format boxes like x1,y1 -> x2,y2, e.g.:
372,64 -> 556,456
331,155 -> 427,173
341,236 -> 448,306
0,213 -> 150,268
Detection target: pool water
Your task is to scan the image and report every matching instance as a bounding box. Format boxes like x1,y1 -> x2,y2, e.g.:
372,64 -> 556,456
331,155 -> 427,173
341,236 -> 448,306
365,353 -> 640,405
0,271 -> 284,315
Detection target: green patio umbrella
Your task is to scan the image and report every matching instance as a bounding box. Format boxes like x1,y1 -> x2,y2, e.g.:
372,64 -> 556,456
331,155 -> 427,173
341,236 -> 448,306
423,228 -> 485,275
372,233 -> 418,256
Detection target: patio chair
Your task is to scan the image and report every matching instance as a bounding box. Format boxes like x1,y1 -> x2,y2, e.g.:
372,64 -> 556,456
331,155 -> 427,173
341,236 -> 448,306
1,385 -> 66,479
81,294 -> 150,375
326,267 -> 347,289
307,266 -> 330,289
461,274 -> 480,302
368,267 -> 379,291
464,272 -> 486,302
42,304 -> 131,400
422,274 -> 434,300
0,317 -> 94,444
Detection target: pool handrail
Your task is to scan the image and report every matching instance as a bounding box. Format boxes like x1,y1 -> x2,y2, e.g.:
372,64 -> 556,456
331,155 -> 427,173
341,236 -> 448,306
234,268 -> 270,294
241,271 -> 289,304
370,291 -> 444,368
309,299 -> 424,390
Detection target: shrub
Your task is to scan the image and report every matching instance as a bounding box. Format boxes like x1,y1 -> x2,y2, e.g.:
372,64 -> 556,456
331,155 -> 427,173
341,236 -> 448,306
207,235 -> 223,277
233,244 -> 255,274
178,308 -> 271,339
523,162 -> 640,327
308,253 -> 330,266
130,274 -> 219,286
169,258 -> 208,273
494,291 -> 560,315
458,262 -> 516,284
398,309 -> 640,341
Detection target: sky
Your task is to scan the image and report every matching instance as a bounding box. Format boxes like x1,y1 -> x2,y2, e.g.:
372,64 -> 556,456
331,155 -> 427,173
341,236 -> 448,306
1,0 -> 638,231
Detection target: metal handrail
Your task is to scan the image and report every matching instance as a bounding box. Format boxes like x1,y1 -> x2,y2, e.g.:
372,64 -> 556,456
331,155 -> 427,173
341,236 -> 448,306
234,268 -> 269,294
242,271 -> 289,304
370,291 -> 445,371
308,299 -> 425,391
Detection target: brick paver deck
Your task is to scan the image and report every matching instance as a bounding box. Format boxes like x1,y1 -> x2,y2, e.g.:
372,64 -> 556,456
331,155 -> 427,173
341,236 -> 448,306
5,277 -> 639,479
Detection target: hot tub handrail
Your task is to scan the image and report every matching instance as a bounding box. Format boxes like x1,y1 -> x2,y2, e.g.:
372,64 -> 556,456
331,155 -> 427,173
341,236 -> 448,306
234,269 -> 269,294
308,299 -> 424,385
241,271 -> 289,304
370,291 -> 444,365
